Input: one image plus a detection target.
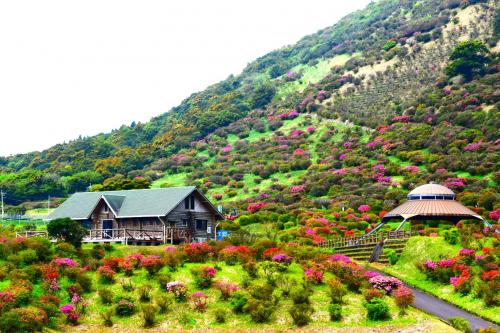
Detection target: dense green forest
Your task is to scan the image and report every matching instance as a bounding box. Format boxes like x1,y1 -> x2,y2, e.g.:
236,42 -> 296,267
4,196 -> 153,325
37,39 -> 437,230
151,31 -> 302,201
0,0 -> 498,221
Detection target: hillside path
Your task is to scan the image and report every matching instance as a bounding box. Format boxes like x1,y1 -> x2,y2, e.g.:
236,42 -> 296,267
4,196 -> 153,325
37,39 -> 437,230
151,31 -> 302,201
375,270 -> 500,332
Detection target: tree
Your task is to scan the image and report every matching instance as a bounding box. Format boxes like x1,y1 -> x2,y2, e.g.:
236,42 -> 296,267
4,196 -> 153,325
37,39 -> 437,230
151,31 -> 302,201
47,218 -> 88,248
445,40 -> 489,81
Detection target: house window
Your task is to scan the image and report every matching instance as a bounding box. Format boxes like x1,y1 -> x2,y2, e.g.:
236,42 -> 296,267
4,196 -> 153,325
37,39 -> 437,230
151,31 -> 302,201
184,194 -> 195,210
181,219 -> 188,227
103,204 -> 108,213
195,219 -> 207,231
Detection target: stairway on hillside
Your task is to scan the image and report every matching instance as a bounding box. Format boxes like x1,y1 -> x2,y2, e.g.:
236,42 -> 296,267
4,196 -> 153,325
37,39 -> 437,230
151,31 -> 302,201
334,239 -> 408,264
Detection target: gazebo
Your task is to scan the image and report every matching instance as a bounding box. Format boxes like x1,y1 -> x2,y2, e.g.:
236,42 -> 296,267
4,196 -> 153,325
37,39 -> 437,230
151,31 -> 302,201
364,183 -> 495,237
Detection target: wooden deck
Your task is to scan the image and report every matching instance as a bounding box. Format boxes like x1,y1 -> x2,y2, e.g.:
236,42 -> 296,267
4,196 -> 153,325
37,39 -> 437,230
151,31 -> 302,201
16,227 -> 191,245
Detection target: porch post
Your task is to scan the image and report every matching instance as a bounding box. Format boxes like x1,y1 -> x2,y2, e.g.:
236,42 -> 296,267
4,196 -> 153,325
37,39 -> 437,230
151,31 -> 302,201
158,217 -> 167,244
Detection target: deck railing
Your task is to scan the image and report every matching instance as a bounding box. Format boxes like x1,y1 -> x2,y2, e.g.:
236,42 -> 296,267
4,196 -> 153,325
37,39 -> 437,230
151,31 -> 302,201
318,230 -> 415,249
84,227 -> 188,243
15,230 -> 49,238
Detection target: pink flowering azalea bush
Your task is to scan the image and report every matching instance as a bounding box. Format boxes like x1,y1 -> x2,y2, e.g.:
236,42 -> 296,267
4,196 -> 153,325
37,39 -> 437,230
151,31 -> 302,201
369,276 -> 402,294
60,304 -> 79,324
167,281 -> 188,302
184,242 -> 213,263
213,279 -> 239,300
191,266 -> 217,288
191,291 -> 208,312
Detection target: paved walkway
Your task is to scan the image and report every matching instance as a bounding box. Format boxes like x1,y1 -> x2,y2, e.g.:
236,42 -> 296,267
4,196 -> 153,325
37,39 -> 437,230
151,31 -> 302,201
375,269 -> 500,332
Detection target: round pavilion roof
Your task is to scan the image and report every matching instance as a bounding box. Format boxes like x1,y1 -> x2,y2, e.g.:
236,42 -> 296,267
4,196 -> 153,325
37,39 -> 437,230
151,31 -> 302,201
408,183 -> 455,196
383,183 -> 482,222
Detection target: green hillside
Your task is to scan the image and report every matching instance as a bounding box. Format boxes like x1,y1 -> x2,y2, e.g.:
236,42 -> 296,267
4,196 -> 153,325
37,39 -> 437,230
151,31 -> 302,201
0,0 -> 498,224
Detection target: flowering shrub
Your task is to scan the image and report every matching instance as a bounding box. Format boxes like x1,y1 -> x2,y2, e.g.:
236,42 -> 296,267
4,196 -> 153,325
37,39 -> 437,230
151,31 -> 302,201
247,202 -> 267,213
214,279 -> 238,300
304,267 -> 324,284
141,255 -> 163,276
329,254 -> 352,265
97,265 -> 115,283
191,266 -> 217,288
358,205 -> 370,213
184,243 -> 213,263
0,307 -> 48,332
272,254 -> 292,265
0,292 -> 16,314
219,245 -> 251,265
369,276 -> 402,294
54,258 -> 77,267
191,291 -> 208,312
166,281 -> 188,302
115,298 -> 136,317
450,269 -> 472,295
393,286 -> 414,315
60,304 -> 79,324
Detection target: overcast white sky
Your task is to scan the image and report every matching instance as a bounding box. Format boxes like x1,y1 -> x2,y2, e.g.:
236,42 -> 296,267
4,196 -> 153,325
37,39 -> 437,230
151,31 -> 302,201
0,0 -> 370,156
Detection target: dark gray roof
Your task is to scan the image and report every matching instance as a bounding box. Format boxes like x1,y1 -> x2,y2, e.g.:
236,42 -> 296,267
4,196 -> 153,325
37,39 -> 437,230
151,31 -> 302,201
47,186 -> 217,220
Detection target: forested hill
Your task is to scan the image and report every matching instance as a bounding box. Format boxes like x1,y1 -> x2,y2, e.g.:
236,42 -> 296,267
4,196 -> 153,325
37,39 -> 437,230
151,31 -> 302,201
0,0 -> 499,221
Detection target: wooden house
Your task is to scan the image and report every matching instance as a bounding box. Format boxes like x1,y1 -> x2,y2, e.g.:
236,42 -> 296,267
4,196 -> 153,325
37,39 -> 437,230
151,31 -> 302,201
47,187 -> 223,245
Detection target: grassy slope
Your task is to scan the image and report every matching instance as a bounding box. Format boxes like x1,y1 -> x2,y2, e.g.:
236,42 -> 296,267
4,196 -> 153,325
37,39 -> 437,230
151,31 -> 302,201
35,244 -> 448,330
372,237 -> 500,324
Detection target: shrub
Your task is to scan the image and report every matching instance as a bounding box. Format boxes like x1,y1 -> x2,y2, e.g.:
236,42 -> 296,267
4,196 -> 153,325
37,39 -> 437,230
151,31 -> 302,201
244,299 -> 275,323
0,307 -> 47,332
213,279 -> 238,300
191,291 -> 208,312
369,276 -> 402,294
141,304 -> 156,328
364,298 -> 391,321
393,286 -> 414,315
97,265 -> 115,284
138,284 -> 153,302
242,260 -> 258,278
166,281 -> 188,302
157,271 -> 172,290
47,218 -> 88,248
155,294 -> 172,314
328,303 -> 342,321
276,275 -> 297,297
141,255 -> 163,277
219,245 -> 252,265
289,303 -> 314,326
230,292 -> 248,313
191,266 -> 217,288
100,308 -> 113,327
75,273 -> 93,293
328,279 -> 347,304
304,266 -> 324,284
214,308 -> 229,323
115,298 -> 136,317
383,248 -> 398,265
363,288 -> 384,302
60,304 -> 79,325
290,287 -> 311,305
443,228 -> 460,245
184,243 -> 213,263
478,328 -> 498,333
448,317 -> 471,333
0,292 -> 16,315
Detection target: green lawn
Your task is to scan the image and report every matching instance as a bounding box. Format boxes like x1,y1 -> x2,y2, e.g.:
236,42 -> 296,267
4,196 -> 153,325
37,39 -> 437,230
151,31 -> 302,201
372,237 -> 500,324
151,172 -> 188,188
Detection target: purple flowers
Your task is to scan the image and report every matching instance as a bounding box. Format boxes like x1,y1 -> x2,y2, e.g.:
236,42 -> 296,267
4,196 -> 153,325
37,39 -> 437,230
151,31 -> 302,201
405,165 -> 419,173
54,258 -> 77,267
392,115 -> 411,123
464,141 -> 483,152
437,258 -> 455,268
60,304 -> 75,314
279,110 -> 300,120
291,185 -> 305,193
425,260 -> 436,270
272,254 -> 292,264
364,271 -> 381,279
369,276 -> 403,294
222,144 -> 232,154
459,248 -> 475,257
329,254 -> 352,264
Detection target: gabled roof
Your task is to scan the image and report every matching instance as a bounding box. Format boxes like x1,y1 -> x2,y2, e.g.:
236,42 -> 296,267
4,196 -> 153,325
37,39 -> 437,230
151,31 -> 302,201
48,186 -> 222,220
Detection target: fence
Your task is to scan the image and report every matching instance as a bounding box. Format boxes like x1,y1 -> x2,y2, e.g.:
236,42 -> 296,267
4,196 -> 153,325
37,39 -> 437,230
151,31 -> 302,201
318,230 -> 415,249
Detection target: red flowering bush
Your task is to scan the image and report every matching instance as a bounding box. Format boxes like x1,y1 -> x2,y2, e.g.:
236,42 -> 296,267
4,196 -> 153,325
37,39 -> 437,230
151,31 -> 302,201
304,266 -> 324,284
247,202 -> 267,213
141,255 -> 163,276
219,245 -> 251,265
0,292 -> 16,314
0,306 -> 48,332
393,286 -> 414,315
97,265 -> 115,283
60,304 -> 79,324
184,242 -> 213,263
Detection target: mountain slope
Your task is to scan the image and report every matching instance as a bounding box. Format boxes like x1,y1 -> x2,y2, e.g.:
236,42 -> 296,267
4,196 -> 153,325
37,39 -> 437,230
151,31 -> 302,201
0,0 -> 498,220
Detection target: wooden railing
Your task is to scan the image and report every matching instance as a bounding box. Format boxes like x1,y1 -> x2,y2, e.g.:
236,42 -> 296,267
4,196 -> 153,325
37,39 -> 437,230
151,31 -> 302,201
15,230 -> 49,238
84,227 -> 189,243
318,230 -> 415,249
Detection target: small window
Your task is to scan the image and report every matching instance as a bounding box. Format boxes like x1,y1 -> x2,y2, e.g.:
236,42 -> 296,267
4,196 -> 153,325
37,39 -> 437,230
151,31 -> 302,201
181,219 -> 188,227
103,204 -> 109,213
195,219 -> 207,231
184,194 -> 195,210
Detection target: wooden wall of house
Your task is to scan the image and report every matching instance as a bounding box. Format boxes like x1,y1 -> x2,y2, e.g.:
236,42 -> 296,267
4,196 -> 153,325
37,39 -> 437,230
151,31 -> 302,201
90,200 -> 117,229
166,192 -> 217,241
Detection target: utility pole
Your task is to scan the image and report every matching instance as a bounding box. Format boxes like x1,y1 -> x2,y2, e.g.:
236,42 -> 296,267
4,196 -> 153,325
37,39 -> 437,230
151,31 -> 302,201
0,190 -> 5,221
47,195 -> 51,213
